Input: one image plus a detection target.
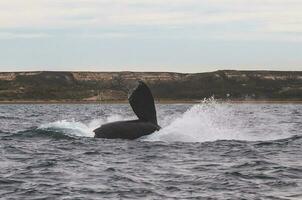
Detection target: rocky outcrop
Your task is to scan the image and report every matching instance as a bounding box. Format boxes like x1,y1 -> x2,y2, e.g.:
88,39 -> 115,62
0,70 -> 301,101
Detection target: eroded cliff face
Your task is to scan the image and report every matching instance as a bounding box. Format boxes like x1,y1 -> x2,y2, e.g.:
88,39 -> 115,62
0,73 -> 16,81
0,70 -> 301,101
72,72 -> 185,82
223,70 -> 302,81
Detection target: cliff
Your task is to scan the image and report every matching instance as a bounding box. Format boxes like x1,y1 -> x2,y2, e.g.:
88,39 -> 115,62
0,70 -> 301,102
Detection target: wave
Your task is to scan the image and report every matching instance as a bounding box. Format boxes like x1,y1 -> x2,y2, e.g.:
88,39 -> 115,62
37,114 -> 128,138
38,119 -> 98,138
11,100 -> 298,143
145,100 -> 297,143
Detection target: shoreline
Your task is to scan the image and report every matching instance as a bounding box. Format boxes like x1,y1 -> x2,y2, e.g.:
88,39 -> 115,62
0,99 -> 301,104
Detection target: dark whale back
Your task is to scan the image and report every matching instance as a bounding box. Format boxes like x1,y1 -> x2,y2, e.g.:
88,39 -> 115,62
128,81 -> 158,125
94,120 -> 159,139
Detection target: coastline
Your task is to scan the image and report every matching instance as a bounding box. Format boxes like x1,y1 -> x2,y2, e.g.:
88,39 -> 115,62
0,99 -> 301,104
0,71 -> 301,104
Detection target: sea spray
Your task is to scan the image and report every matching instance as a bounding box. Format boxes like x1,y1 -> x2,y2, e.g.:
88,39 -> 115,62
38,119 -> 97,137
145,99 -> 294,142
36,100 -> 295,142
38,114 -> 131,138
145,99 -> 242,142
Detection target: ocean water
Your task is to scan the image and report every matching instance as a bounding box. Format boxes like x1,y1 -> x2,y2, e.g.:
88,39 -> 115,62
0,101 -> 301,199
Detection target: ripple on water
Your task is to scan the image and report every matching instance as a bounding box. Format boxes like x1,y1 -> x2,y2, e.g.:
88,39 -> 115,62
0,103 -> 301,199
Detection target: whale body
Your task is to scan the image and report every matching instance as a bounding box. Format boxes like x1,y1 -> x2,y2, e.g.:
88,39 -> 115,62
94,81 -> 160,139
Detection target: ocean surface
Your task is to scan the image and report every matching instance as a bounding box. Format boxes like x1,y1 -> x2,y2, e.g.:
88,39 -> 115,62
0,101 -> 301,199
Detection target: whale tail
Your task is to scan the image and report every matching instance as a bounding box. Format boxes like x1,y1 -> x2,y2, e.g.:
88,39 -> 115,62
128,81 -> 158,125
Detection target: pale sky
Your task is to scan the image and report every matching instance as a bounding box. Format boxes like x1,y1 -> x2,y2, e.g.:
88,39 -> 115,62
0,0 -> 301,72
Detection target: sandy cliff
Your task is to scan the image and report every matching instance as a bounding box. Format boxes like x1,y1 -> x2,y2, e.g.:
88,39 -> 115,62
0,70 -> 301,102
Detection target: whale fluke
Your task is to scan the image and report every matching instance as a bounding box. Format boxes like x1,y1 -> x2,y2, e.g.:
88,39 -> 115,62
94,80 -> 160,139
128,81 -> 158,125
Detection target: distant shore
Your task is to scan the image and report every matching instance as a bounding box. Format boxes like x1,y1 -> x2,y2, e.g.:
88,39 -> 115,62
0,99 -> 301,104
1,71 -> 301,103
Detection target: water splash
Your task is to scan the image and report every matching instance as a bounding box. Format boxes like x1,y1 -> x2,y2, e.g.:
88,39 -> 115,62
145,99 -> 295,143
38,120 -> 97,137
145,99 -> 239,142
38,115 -> 127,138
37,100 -> 297,142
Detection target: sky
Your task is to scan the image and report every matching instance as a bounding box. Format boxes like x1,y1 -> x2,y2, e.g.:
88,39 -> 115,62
0,0 -> 301,73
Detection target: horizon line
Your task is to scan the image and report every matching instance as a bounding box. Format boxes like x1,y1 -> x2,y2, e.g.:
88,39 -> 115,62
0,69 -> 301,73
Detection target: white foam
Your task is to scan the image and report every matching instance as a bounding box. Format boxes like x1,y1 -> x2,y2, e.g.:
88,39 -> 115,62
39,119 -> 98,137
145,101 -> 239,142
38,100 -> 296,142
38,114 -> 131,138
145,100 -> 294,143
